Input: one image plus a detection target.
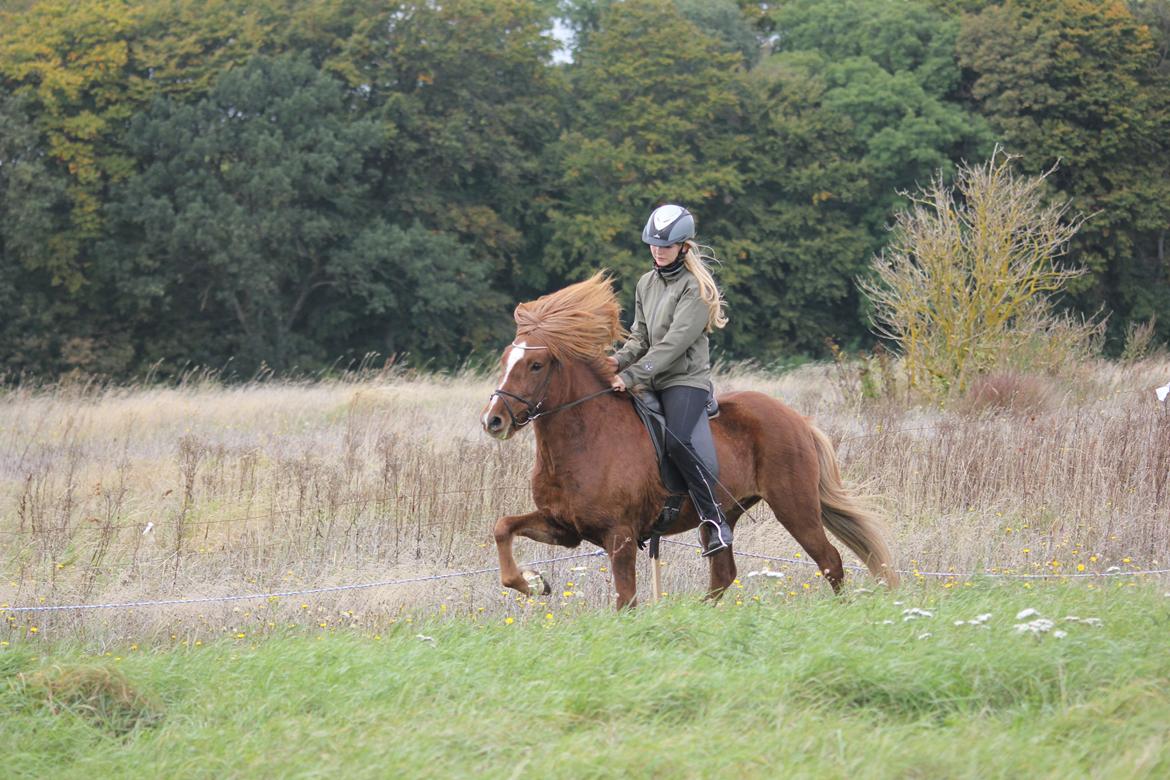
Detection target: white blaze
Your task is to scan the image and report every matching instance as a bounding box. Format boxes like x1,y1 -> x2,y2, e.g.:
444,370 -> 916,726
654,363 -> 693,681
482,342 -> 530,428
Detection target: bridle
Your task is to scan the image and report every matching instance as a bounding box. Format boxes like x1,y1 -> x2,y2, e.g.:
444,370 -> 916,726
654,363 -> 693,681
488,343 -> 614,430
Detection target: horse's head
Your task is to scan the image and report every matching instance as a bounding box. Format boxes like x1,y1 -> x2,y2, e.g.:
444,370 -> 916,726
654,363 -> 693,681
483,273 -> 623,439
482,336 -> 556,439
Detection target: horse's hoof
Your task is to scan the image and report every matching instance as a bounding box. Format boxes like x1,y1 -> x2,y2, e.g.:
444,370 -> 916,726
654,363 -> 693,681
522,570 -> 551,596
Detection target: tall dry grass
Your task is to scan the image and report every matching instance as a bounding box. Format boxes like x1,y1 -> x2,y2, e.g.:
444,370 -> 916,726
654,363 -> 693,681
2,359 -> 1168,644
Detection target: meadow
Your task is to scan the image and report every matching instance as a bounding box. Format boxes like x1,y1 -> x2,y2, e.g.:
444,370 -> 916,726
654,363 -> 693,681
2,360 -> 1169,776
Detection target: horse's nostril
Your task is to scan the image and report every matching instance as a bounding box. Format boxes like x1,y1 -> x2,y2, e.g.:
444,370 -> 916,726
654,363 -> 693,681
488,416 -> 504,432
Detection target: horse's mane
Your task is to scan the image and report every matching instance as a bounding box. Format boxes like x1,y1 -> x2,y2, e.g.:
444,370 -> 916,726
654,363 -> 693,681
514,272 -> 627,368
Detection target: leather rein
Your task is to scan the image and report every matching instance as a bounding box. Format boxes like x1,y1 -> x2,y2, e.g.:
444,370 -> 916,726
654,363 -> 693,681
489,343 -> 614,429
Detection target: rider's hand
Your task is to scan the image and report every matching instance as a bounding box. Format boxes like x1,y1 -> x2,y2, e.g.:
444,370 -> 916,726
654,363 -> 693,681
605,355 -> 618,371
610,374 -> 626,392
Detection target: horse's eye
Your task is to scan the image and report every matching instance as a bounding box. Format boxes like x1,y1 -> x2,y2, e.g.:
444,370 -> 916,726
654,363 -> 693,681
530,362 -> 543,372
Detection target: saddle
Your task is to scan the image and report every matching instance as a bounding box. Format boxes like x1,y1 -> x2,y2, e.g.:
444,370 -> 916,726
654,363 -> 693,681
630,389 -> 719,548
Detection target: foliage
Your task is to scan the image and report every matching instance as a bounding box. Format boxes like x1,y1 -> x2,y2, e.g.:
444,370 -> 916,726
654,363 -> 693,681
723,0 -> 992,355
862,150 -> 1101,397
957,0 -> 1170,349
0,0 -> 1167,379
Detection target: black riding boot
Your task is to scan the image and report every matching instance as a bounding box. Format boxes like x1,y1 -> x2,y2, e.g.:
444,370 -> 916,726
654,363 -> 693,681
700,510 -> 733,557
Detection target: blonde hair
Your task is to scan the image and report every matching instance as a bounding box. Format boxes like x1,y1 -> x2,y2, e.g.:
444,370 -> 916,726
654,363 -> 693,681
680,240 -> 729,331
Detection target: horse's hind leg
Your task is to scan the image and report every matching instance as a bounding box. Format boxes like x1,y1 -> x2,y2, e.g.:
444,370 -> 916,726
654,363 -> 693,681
764,486 -> 845,592
702,503 -> 748,601
702,541 -> 736,601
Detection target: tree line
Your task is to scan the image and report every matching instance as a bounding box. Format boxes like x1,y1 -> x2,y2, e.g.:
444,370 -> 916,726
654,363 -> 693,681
1,0 -> 1167,379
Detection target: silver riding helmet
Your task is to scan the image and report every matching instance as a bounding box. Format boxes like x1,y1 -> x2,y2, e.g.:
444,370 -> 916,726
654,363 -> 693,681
642,204 -> 695,247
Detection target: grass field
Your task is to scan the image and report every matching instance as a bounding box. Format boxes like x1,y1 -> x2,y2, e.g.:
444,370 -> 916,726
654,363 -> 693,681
4,583 -> 1169,778
3,359 -> 1169,775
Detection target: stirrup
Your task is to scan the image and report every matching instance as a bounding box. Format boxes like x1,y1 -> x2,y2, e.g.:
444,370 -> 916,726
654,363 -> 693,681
699,517 -> 732,557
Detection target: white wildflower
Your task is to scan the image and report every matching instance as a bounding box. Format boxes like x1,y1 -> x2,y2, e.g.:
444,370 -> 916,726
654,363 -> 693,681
1015,608 -> 1039,620
902,608 -> 934,621
1053,630 -> 1068,639
917,632 -> 932,640
1014,618 -> 1055,634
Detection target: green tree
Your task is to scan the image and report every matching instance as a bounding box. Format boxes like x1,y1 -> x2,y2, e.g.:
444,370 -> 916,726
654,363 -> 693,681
957,0 -> 1170,346
0,93 -> 75,376
341,0 -> 563,299
723,0 -> 992,355
0,0 -> 144,292
109,55 -> 498,370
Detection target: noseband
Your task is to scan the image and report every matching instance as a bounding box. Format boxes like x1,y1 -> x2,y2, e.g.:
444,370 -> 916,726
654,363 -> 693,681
488,343 -> 613,429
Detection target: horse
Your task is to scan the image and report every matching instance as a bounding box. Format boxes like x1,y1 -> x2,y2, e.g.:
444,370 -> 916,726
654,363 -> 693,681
480,272 -> 897,608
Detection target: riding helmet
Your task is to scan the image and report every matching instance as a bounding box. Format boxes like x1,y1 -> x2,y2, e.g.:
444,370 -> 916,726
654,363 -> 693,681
642,204 -> 695,247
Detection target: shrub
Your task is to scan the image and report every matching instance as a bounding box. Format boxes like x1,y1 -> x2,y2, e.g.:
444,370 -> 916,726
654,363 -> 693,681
861,149 -> 1103,400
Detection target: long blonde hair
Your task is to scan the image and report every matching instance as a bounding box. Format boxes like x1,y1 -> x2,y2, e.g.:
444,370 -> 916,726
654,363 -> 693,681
680,240 -> 729,331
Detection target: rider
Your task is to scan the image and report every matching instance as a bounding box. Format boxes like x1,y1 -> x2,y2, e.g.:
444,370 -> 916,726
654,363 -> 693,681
607,204 -> 733,557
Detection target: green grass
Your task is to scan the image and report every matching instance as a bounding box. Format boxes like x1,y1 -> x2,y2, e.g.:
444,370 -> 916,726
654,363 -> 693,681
4,582 -> 1170,779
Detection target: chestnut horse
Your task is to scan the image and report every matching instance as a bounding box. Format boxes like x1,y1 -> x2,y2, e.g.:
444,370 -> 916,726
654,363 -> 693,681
481,273 -> 897,608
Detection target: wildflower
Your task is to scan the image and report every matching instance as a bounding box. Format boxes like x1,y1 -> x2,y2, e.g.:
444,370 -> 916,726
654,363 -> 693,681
1016,608 -> 1039,620
29,627 -> 38,634
902,608 -> 933,621
545,613 -> 554,621
505,617 -> 514,625
236,633 -> 245,639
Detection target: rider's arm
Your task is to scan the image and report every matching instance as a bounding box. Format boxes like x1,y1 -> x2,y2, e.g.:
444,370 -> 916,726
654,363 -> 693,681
613,285 -> 649,372
618,283 -> 706,389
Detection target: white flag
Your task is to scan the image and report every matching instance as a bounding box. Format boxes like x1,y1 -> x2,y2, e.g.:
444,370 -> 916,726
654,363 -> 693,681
1157,383 -> 1170,403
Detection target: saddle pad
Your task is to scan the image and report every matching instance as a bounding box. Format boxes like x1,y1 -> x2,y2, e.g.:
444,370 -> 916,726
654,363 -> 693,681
630,391 -> 720,495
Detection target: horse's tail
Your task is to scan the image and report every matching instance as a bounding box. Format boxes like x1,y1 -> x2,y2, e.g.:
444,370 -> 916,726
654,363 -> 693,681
809,424 -> 899,588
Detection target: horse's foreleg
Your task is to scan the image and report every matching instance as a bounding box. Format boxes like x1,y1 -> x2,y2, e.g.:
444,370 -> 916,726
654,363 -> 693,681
604,529 -> 639,609
493,511 -> 555,596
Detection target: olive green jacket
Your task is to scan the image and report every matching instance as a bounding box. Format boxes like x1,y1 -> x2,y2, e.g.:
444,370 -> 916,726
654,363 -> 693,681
614,268 -> 712,392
